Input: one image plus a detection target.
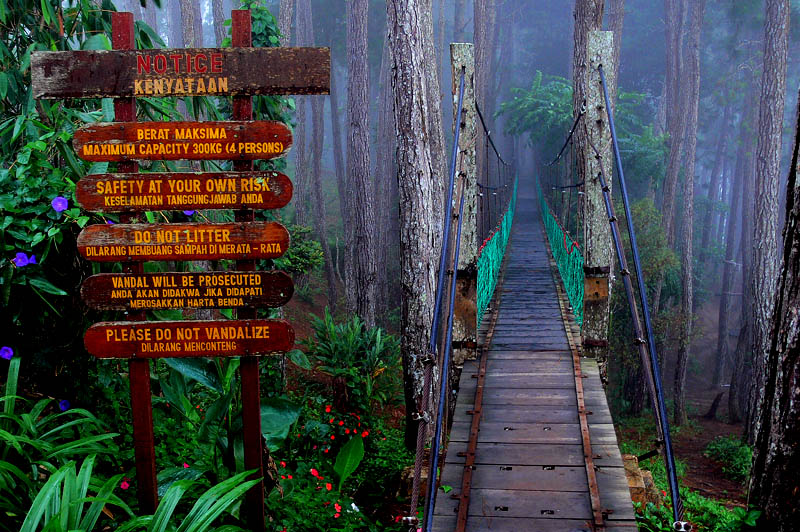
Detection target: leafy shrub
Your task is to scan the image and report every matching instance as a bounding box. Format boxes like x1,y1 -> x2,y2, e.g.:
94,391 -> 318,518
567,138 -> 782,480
302,308 -> 402,413
704,436 -> 752,484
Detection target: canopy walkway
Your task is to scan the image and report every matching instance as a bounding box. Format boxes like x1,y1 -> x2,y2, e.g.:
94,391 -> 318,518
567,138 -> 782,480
432,179 -> 636,532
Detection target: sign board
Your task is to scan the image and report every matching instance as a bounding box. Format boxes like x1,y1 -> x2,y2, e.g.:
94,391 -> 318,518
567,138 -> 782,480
32,47 -> 330,98
84,319 -> 295,358
75,171 -> 292,212
77,222 -> 289,262
81,271 -> 294,311
73,121 -> 292,162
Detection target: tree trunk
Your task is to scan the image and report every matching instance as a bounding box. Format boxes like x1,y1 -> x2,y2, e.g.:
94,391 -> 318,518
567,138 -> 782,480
746,0 -> 789,446
607,0 -> 625,109
212,0 -> 227,46
278,0 -> 294,46
179,0 -> 199,47
571,0 -> 604,199
729,84 -> 758,424
169,0 -> 184,48
748,83 -> 800,532
700,103 -> 731,269
329,67 -> 348,250
141,1 -> 158,34
454,0 -> 467,41
672,0 -> 705,427
297,0 -> 337,310
474,0 -> 498,191
714,126 -> 743,388
387,0 -> 442,449
346,0 -> 377,325
294,2 -> 310,228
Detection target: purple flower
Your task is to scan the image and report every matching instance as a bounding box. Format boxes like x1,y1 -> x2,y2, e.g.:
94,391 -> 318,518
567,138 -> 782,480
59,400 -> 70,411
183,210 -> 195,216
51,196 -> 68,213
105,219 -> 115,225
0,346 -> 12,360
11,252 -> 36,267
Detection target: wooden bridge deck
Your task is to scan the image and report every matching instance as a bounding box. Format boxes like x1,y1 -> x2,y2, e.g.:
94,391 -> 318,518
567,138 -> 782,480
433,183 -> 636,531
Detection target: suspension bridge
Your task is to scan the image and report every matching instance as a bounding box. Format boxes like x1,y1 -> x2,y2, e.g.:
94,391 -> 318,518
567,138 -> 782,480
410,37 -> 687,532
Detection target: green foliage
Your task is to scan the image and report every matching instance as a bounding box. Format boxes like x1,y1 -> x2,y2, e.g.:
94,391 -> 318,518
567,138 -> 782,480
302,308 -> 403,412
20,456 -> 131,532
704,436 -> 752,484
116,470 -> 258,532
334,435 -> 364,491
272,224 -> 324,276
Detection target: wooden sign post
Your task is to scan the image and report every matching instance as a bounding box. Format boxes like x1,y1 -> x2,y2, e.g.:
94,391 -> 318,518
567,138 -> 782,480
32,9 -> 330,527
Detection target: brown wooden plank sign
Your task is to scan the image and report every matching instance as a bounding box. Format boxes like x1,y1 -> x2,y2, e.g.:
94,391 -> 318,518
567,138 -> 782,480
73,121 -> 291,162
32,47 -> 330,99
75,171 -> 292,212
84,319 -> 295,358
81,271 -> 294,311
77,222 -> 289,262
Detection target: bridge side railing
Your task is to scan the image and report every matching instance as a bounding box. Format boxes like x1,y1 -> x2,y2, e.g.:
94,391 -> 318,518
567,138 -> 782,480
537,178 -> 584,326
477,177 -> 517,323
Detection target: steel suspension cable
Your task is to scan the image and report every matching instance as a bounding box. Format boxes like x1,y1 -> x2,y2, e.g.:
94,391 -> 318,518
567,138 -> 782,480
424,181 -> 467,532
598,64 -> 685,526
545,103 -> 586,167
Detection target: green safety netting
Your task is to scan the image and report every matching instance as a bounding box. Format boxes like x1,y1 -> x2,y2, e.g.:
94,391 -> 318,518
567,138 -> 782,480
477,178 -> 518,324
537,179 -> 584,326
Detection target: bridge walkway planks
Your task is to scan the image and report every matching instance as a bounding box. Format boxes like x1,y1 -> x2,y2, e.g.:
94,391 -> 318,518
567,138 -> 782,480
432,182 -> 637,532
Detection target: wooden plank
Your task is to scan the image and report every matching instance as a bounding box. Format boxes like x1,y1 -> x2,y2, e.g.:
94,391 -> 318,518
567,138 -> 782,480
73,121 -> 292,162
76,171 -> 292,213
84,318 -> 294,358
432,516 -> 594,532
81,271 -> 293,311
481,388 -> 577,406
436,488 -> 592,519
596,466 -> 637,521
449,421 -> 581,444
32,47 -> 330,98
453,405 -> 580,424
441,464 -> 588,492
77,222 -> 289,262
445,442 -> 585,466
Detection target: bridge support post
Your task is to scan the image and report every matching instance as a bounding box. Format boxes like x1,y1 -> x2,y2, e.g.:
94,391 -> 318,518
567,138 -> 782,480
450,43 -> 477,369
582,30 -> 615,383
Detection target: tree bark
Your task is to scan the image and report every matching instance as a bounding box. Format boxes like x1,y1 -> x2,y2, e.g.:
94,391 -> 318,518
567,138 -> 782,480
571,0 -> 604,204
179,0 -> 200,48
212,0 -> 227,46
607,0 -> 625,109
673,0 -> 705,427
700,103 -> 731,269
293,2 -> 310,228
714,126 -> 742,388
169,0 -> 184,48
748,83 -> 800,532
278,0 -> 294,46
329,66 -> 348,255
387,0 -> 442,449
346,0 -> 377,326
474,0 -> 498,192
746,0 -> 789,446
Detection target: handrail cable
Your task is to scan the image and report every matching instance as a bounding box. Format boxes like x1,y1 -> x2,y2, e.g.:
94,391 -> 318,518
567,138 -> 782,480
598,64 -> 686,526
405,67 -> 466,529
545,102 -> 586,167
475,100 -> 510,166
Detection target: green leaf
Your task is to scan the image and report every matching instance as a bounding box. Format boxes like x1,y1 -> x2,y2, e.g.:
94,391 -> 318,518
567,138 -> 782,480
82,34 -> 111,51
287,349 -> 311,370
28,277 -> 68,296
163,358 -> 222,393
157,466 -> 206,497
0,72 -> 7,100
260,396 -> 301,450
333,435 -> 364,491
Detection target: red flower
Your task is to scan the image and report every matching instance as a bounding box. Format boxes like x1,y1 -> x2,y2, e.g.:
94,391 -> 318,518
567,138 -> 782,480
331,435 -> 335,440
345,429 -> 350,434
280,461 -> 286,467
310,468 -> 320,478
334,513 -> 340,518
281,475 -> 286,479
324,448 -> 329,453
288,474 -> 293,479
335,503 -> 342,513
395,515 -> 402,523
326,482 -> 332,491
120,480 -> 130,490
361,431 -> 369,437
338,420 -> 344,426
329,418 -> 334,424
325,405 -> 331,413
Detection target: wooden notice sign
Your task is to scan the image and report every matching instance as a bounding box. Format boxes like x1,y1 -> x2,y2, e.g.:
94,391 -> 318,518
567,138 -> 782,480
81,271 -> 294,311
84,319 -> 295,358
73,121 -> 292,162
75,171 -> 292,212
32,47 -> 330,99
77,222 -> 289,262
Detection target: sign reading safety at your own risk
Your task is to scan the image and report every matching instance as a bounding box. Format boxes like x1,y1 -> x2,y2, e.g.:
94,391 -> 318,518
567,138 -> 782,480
76,222 -> 289,262
84,319 -> 295,358
73,121 -> 292,161
75,171 -> 292,212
